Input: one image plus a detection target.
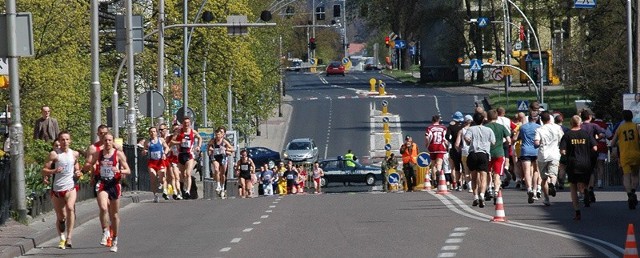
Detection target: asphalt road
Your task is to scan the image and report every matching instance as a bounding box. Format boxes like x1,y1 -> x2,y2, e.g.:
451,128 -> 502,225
23,71 -> 636,257
24,188 -> 633,257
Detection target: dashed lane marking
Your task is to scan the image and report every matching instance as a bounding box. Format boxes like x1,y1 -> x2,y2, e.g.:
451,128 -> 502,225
243,228 -> 253,232
261,215 -> 269,218
253,221 -> 261,225
231,238 -> 241,243
220,247 -> 231,252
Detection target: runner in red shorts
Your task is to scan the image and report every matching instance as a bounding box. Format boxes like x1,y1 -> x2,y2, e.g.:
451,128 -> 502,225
144,127 -> 170,202
425,115 -> 448,182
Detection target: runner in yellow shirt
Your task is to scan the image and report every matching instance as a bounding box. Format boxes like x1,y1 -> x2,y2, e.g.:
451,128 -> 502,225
611,110 -> 640,209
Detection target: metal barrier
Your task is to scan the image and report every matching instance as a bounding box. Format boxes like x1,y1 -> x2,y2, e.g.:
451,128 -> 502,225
122,144 -> 150,192
0,157 -> 11,225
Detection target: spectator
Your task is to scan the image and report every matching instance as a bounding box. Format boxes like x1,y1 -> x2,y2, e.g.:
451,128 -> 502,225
260,164 -> 274,196
33,105 -> 60,141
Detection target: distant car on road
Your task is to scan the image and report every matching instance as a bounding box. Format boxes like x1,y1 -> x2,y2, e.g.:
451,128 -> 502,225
288,58 -> 302,71
326,61 -> 345,76
364,58 -> 381,71
246,147 -> 281,168
282,138 -> 319,164
318,158 -> 382,186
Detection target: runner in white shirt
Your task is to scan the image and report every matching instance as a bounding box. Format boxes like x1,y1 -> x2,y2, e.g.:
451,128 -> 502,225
534,111 -> 564,206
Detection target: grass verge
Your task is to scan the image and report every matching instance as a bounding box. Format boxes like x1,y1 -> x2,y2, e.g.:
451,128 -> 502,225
489,89 -> 585,118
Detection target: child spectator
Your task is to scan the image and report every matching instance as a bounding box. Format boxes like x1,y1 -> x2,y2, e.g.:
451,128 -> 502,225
260,165 -> 274,196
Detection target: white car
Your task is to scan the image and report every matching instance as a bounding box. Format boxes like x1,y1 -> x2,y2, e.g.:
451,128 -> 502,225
282,138 -> 318,164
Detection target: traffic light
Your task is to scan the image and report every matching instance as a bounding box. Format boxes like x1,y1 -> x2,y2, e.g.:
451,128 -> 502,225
385,36 -> 390,48
333,4 -> 341,17
309,37 -> 316,50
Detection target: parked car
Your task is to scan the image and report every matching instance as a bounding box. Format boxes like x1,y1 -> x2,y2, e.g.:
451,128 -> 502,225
318,158 -> 382,186
246,147 -> 281,168
288,59 -> 302,71
364,58 -> 381,71
326,61 -> 345,76
282,138 -> 318,164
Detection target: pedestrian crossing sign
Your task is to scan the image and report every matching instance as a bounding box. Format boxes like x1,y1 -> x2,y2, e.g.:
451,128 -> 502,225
574,0 -> 596,8
517,100 -> 529,111
469,59 -> 482,72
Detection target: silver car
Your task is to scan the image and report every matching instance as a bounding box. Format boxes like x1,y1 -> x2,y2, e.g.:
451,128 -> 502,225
282,138 -> 318,164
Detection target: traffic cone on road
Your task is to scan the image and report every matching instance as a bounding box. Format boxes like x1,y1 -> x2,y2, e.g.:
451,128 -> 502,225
436,170 -> 449,194
624,224 -> 639,258
422,174 -> 432,191
491,190 -> 508,222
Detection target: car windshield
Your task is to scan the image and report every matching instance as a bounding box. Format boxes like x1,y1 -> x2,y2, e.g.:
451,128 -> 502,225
329,62 -> 341,67
288,142 -> 311,150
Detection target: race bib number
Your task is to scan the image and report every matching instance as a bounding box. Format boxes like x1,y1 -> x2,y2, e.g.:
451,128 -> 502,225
181,139 -> 190,148
150,151 -> 162,160
215,147 -> 225,155
263,175 -> 272,181
100,166 -> 115,178
240,164 -> 249,171
286,174 -> 294,180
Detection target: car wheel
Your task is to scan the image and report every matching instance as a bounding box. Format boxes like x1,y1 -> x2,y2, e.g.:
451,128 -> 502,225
365,174 -> 376,186
320,177 -> 327,187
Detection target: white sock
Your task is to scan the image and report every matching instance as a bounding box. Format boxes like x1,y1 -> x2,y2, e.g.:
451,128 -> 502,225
216,182 -> 221,188
60,233 -> 66,241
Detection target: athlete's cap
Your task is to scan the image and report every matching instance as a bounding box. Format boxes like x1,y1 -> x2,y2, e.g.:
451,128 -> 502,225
452,111 -> 464,122
464,115 -> 473,122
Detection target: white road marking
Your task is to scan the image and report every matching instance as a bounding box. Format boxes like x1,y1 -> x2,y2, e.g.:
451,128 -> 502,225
266,210 -> 272,213
230,238 -> 241,243
220,247 -> 231,252
269,205 -> 276,208
253,221 -> 261,225
433,95 -> 441,115
433,192 -> 622,257
438,253 -> 456,258
261,215 -> 269,218
445,238 -> 463,244
442,246 -> 459,251
242,228 -> 253,232
449,232 -> 466,237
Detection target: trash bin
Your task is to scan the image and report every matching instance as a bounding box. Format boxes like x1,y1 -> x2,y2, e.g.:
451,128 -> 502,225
226,178 -> 240,198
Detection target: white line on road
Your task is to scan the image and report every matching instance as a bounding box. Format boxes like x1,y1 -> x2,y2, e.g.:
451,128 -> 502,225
441,246 -> 459,251
231,238 -> 241,243
433,95 -> 441,115
449,232 -> 466,237
266,210 -> 272,213
220,247 -> 231,252
433,193 -> 622,257
438,253 -> 456,258
261,215 -> 269,218
269,205 -> 276,208
445,238 -> 463,244
253,221 -> 261,225
242,228 -> 253,232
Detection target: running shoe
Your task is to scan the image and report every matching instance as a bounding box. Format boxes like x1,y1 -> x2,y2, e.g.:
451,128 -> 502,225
153,196 -> 159,203
462,182 -> 468,190
65,240 -> 72,249
58,239 -> 66,249
176,194 -> 183,200
589,190 -> 596,203
472,199 -> 479,206
184,192 -> 191,199
172,194 -> 178,200
100,231 -> 110,246
536,191 -> 542,199
110,240 -> 118,252
548,183 -> 556,197
479,199 -> 485,208
583,189 -> 591,207
543,198 -> 551,206
527,191 -> 534,204
162,193 -> 169,200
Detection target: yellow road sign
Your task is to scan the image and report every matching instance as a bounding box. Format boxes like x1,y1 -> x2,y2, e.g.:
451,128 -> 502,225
502,67 -> 512,76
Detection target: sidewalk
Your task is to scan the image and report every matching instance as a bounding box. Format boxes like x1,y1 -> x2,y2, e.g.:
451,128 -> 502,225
0,191 -> 153,258
246,98 -> 293,152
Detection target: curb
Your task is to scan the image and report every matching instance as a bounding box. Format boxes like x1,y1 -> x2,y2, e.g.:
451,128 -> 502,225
2,192 -> 149,258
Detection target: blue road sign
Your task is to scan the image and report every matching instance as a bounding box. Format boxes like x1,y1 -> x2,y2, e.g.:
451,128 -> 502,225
477,17 -> 490,28
342,57 -> 350,64
409,46 -> 416,55
417,152 -> 431,168
469,59 -> 482,72
310,58 -> 316,65
384,144 -> 392,151
382,117 -> 390,123
388,172 -> 400,184
382,100 -> 388,106
574,0 -> 596,8
517,100 -> 529,111
394,40 -> 406,49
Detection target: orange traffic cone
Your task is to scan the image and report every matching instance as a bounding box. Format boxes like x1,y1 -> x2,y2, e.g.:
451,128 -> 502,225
422,174 -> 432,191
491,190 -> 507,222
436,170 -> 449,194
624,224 -> 639,258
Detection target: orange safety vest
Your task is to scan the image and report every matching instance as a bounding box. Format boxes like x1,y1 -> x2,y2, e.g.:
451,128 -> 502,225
401,143 -> 418,164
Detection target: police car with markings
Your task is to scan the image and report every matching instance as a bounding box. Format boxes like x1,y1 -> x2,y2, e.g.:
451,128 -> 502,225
318,157 -> 382,187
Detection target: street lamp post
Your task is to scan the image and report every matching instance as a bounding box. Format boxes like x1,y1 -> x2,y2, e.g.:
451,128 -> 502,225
505,0 -> 545,104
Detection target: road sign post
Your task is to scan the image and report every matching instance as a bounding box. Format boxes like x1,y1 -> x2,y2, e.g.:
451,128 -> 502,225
378,80 -> 386,96
381,100 -> 388,115
382,116 -> 390,133
369,78 -> 376,92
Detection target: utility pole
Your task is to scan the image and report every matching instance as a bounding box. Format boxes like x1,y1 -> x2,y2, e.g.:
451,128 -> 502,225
90,0 -> 100,143
6,0 -> 27,222
182,0 -> 189,120
126,0 -> 136,145
157,0 -> 165,126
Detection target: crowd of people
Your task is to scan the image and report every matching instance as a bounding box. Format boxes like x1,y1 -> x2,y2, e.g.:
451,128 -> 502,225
393,101 -> 640,220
